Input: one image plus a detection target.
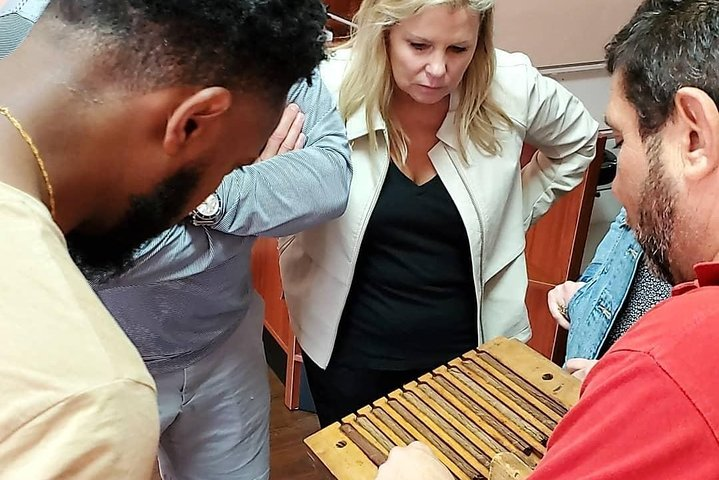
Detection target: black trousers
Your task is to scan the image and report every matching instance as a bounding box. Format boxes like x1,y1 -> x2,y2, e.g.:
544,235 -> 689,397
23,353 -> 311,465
302,351 -> 428,428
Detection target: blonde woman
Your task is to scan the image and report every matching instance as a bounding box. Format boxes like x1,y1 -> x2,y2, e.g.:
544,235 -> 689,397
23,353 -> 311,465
280,0 -> 599,426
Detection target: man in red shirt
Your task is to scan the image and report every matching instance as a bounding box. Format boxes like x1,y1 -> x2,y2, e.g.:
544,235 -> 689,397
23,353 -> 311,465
377,1 -> 719,478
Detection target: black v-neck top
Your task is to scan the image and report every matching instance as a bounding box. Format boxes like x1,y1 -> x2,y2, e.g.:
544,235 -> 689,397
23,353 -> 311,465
332,161 -> 478,370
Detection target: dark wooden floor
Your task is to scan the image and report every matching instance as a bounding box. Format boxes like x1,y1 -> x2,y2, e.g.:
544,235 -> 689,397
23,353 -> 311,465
269,369 -> 326,480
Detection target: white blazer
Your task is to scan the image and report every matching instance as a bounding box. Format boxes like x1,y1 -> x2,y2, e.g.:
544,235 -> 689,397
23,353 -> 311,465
280,49 -> 600,368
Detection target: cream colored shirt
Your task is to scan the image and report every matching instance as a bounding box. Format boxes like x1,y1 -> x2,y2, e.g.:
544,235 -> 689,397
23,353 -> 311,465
0,181 -> 159,479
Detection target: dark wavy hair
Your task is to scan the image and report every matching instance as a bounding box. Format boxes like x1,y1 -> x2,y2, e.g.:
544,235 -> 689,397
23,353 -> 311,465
606,0 -> 719,139
44,0 -> 328,98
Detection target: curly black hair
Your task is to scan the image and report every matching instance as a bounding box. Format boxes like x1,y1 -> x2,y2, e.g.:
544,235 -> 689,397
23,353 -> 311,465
44,0 -> 328,99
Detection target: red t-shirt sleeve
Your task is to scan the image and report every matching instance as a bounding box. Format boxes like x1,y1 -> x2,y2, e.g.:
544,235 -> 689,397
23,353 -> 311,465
529,350 -> 719,479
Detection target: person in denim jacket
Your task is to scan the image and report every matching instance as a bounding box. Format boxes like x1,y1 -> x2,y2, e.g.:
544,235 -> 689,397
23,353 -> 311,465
547,208 -> 671,380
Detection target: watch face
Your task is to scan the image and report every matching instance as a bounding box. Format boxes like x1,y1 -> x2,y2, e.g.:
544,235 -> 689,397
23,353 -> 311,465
190,192 -> 222,226
195,193 -> 221,217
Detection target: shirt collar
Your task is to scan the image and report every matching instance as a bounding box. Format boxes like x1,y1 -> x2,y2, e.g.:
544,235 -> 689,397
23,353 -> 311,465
435,93 -> 461,151
672,262 -> 719,296
346,91 -> 461,152
345,104 -> 385,142
1,0 -> 48,19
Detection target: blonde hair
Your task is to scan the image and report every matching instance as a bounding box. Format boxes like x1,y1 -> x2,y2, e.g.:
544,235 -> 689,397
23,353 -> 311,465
337,0 -> 512,162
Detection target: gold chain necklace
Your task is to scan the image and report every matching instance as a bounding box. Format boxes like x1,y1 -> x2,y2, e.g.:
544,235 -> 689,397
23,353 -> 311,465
0,106 -> 56,218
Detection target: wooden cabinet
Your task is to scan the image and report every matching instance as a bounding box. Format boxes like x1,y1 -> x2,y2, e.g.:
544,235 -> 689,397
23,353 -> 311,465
251,238 -> 303,409
325,0 -> 362,39
522,139 -> 605,362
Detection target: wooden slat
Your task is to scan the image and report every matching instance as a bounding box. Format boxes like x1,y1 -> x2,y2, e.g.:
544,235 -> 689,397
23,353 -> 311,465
489,453 -> 532,480
306,338 -> 581,479
463,357 -> 560,426
361,409 -> 409,448
391,390 -> 491,478
386,398 -> 481,480
355,416 -> 394,454
422,376 -> 533,457
411,382 -> 508,457
482,339 -> 580,407
441,369 -> 548,449
375,396 -> 472,480
458,360 -> 557,433
372,405 -> 416,446
404,390 -> 494,474
431,374 -> 535,455
344,417 -> 390,457
340,423 -> 387,465
304,423 -> 378,479
474,351 -> 566,417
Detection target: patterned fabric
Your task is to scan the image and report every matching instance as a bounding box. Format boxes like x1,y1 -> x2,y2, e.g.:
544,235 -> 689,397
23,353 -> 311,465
601,257 -> 671,352
93,71 -> 351,375
0,1 -> 49,59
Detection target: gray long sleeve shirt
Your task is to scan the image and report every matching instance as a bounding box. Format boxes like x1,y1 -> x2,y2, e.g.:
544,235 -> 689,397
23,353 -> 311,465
93,71 -> 351,375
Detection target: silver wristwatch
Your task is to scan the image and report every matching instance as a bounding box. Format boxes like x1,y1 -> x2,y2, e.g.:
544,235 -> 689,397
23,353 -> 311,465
190,192 -> 222,227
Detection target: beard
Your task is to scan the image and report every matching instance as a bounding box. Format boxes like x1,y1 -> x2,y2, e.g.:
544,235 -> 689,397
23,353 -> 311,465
633,136 -> 677,284
66,167 -> 200,284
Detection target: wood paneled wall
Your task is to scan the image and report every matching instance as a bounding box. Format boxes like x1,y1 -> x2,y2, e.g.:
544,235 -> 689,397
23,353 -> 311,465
252,238 -> 303,409
325,0 -> 362,40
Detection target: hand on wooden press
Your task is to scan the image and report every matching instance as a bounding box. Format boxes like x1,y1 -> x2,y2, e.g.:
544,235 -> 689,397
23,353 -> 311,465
256,102 -> 306,162
547,280 -> 586,330
565,358 -> 599,381
375,442 -> 453,480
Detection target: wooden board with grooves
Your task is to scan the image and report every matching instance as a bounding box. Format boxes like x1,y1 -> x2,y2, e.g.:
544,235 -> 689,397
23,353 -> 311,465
305,337 -> 580,480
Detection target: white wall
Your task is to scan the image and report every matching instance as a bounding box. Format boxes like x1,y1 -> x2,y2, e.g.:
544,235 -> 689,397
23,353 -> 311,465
494,0 -> 642,68
544,67 -> 612,131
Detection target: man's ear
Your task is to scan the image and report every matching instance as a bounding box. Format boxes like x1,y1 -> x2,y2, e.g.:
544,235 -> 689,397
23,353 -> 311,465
163,87 -> 233,157
674,86 -> 719,181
